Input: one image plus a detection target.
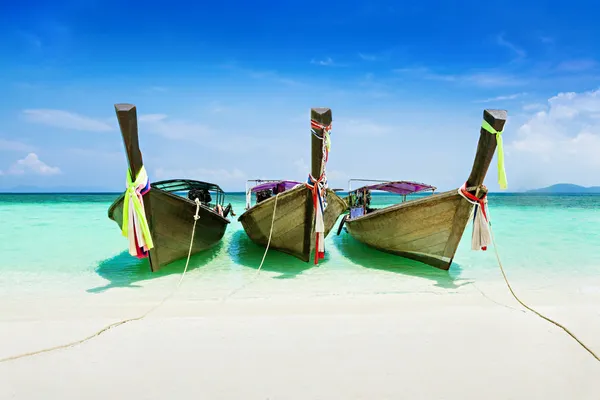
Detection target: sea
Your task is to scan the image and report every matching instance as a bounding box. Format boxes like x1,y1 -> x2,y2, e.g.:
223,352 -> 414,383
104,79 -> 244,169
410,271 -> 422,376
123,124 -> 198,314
1,192 -> 600,301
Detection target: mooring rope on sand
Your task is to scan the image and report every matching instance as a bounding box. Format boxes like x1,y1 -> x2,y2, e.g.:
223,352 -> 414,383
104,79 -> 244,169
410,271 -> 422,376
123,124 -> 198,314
458,185 -> 599,362
488,223 -> 600,362
0,198 -> 204,364
219,193 -> 279,301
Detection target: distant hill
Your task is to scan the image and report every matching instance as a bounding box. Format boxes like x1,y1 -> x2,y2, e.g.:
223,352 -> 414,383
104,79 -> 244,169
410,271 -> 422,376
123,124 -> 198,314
526,183 -> 600,193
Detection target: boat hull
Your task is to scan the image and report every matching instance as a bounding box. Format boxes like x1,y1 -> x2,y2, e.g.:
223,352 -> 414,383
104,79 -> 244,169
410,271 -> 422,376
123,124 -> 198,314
344,190 -> 474,270
239,185 -> 348,262
108,188 -> 229,271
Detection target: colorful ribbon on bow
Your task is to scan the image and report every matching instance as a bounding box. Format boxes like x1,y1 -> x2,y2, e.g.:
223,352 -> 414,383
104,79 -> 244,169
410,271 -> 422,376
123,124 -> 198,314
306,118 -> 332,265
481,119 -> 507,190
122,166 -> 154,258
458,183 -> 490,251
306,173 -> 328,264
311,119 -> 331,164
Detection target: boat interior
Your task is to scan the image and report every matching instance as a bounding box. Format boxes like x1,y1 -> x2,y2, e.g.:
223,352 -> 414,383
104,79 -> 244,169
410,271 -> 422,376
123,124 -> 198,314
154,179 -> 233,219
245,179 -> 302,209
346,179 -> 437,220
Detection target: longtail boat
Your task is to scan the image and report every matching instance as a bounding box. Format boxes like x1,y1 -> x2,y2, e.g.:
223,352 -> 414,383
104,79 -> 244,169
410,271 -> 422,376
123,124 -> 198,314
238,108 -> 347,263
107,104 -> 232,272
337,109 -> 507,270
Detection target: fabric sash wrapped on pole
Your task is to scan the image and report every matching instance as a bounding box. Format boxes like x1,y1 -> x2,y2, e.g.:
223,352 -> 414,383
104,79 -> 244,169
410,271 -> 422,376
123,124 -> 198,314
458,183 -> 491,251
481,119 -> 507,190
306,173 -> 327,264
122,166 -> 154,258
306,118 -> 332,265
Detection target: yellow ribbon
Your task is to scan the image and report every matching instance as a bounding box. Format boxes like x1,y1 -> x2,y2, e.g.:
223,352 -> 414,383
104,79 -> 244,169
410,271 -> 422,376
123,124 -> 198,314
122,166 -> 154,250
324,130 -> 331,152
482,120 -> 507,190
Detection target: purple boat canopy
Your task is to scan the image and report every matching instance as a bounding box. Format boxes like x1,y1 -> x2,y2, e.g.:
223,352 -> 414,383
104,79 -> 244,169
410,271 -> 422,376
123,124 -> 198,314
249,180 -> 302,193
352,180 -> 436,195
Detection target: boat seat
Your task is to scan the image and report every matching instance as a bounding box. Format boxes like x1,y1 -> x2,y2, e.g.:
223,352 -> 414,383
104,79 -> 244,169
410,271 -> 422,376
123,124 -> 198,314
350,207 -> 364,219
188,188 -> 212,204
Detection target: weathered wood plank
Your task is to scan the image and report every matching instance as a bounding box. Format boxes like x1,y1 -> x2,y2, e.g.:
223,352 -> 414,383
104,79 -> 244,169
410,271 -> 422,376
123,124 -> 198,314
109,103 -> 230,272
344,109 -> 508,270
239,107 -> 347,262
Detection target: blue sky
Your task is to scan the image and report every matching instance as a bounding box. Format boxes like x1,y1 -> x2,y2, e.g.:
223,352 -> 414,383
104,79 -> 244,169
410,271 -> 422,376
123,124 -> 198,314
1,0 -> 600,192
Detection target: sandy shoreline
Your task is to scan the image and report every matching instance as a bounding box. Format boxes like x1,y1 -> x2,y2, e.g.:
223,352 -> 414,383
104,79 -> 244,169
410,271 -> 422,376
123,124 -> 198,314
1,279 -> 599,400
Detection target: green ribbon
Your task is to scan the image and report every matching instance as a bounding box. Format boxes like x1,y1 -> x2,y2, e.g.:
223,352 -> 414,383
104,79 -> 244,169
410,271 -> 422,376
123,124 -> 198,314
482,120 -> 507,190
122,166 -> 154,250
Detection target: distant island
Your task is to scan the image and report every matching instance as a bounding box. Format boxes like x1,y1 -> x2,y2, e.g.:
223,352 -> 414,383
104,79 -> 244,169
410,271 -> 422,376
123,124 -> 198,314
527,183 -> 600,193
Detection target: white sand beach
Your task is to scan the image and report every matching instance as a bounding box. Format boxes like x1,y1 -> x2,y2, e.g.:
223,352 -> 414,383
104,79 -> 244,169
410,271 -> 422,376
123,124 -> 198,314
1,274 -> 599,400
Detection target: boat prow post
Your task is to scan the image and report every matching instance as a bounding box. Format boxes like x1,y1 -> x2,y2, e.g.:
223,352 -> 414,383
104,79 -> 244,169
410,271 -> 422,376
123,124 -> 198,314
114,103 -> 160,272
443,109 -> 508,269
304,107 -> 333,263
464,109 -> 508,197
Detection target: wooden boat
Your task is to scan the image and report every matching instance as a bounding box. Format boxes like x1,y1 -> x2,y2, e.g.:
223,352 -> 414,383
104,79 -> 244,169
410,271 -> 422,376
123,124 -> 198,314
107,103 -> 232,272
238,108 -> 347,263
338,109 -> 507,270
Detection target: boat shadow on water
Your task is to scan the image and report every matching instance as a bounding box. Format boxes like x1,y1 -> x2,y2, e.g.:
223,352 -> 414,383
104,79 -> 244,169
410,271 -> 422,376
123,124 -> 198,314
332,233 -> 472,290
228,230 -> 318,279
87,242 -> 224,293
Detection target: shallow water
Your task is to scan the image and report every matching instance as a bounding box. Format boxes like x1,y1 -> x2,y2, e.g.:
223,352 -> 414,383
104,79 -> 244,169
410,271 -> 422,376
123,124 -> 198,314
1,192 -> 599,298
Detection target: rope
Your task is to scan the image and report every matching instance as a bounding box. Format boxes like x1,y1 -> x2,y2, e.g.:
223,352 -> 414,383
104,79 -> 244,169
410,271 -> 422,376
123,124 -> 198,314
256,193 -> 279,275
459,185 -> 599,363
0,198 -> 203,364
489,224 -> 600,362
220,193 -> 279,301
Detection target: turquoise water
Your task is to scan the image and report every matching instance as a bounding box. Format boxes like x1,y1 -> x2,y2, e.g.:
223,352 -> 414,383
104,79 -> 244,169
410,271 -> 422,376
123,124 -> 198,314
1,192 -> 600,297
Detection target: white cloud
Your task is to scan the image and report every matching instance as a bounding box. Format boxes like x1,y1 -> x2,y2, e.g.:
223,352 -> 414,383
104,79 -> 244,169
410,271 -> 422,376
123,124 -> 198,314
393,67 -> 525,87
477,93 -> 527,103
22,109 -> 113,132
139,114 -> 168,123
496,33 -> 526,60
334,118 -> 394,137
143,86 -> 168,94
293,157 -> 309,175
507,89 -> 600,187
208,101 -> 227,114
20,108 -> 214,142
138,114 -> 212,141
459,72 -> 525,87
1,153 -> 61,176
556,59 -> 598,72
311,57 -> 335,66
0,138 -> 36,152
66,148 -> 122,160
358,53 -> 378,61
17,31 -> 42,49
221,63 -> 302,86
522,103 -> 546,111
324,169 -> 349,183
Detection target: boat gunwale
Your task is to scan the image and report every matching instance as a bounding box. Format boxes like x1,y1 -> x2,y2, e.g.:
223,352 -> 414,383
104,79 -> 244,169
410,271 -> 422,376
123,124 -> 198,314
108,184 -> 231,225
345,188 -> 466,224
238,183 -> 306,220
239,184 -> 346,220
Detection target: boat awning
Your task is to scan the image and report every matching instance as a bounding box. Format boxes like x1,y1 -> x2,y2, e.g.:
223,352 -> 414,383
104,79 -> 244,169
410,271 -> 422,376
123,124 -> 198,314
352,180 -> 436,195
249,180 -> 302,192
153,179 -> 224,194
